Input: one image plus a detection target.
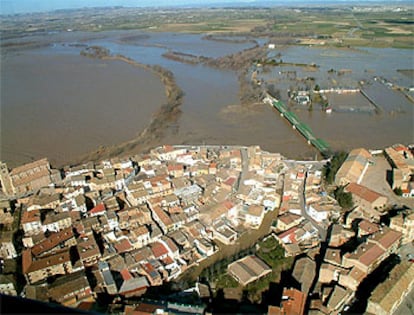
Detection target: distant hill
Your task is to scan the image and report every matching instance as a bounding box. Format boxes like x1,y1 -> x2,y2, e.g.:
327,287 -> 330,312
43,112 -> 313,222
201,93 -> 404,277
2,0 -> 411,16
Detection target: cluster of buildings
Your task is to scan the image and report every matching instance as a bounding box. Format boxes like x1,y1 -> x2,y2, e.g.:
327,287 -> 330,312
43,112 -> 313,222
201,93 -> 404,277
0,145 -> 285,310
266,145 -> 414,315
0,142 -> 413,314
385,144 -> 414,197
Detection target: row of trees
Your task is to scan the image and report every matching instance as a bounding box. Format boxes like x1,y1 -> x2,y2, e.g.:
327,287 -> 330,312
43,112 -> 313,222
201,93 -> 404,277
323,151 -> 348,184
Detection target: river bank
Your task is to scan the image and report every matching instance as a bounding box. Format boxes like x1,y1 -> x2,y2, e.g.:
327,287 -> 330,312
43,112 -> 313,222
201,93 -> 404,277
71,47 -> 184,165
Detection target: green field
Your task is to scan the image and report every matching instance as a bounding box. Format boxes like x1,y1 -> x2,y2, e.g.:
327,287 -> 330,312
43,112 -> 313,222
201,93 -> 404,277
1,6 -> 413,49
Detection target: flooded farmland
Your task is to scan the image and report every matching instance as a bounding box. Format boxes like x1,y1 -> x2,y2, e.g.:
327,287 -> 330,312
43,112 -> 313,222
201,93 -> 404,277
1,31 -> 413,167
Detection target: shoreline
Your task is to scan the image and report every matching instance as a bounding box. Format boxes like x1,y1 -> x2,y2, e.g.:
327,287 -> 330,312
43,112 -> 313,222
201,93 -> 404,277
70,48 -> 184,166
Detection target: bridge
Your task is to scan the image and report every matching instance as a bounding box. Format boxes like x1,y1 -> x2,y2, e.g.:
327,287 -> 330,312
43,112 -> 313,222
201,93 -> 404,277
265,96 -> 331,156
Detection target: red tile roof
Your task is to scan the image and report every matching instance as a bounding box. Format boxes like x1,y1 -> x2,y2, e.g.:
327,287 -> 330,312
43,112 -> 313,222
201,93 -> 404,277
358,220 -> 380,235
370,228 -> 402,251
150,242 -> 168,258
162,256 -> 174,265
223,177 -> 237,187
167,164 -> 183,172
120,268 -> 133,281
281,288 -> 306,315
21,209 -> 41,224
89,203 -> 106,215
346,183 -> 385,203
278,227 -> 298,244
114,239 -> 133,254
31,227 -> 74,257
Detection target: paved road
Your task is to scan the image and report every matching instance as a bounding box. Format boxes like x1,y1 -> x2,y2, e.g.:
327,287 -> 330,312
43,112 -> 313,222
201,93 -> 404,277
237,147 -> 249,193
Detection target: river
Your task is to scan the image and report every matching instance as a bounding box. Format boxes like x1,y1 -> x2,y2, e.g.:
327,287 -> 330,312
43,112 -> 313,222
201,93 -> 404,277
1,31 -> 413,167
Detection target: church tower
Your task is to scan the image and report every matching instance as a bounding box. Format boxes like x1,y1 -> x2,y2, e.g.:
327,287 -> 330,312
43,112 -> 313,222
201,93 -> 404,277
0,162 -> 14,197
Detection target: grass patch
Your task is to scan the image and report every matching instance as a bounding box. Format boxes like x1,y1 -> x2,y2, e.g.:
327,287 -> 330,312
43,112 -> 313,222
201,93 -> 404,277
216,273 -> 240,289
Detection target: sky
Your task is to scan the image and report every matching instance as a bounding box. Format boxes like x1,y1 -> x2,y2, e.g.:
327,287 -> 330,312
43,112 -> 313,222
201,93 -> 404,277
0,0 -> 249,14
0,0 -> 399,15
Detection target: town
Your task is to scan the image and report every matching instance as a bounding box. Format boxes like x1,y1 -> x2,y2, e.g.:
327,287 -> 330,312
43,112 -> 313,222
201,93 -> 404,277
0,143 -> 413,315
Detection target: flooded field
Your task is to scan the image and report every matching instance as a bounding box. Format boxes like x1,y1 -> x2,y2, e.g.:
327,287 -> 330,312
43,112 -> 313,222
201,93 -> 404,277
1,31 -> 413,167
1,50 -> 166,167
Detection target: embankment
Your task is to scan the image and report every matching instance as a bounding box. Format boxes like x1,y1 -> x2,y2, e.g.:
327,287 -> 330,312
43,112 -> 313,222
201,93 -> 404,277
73,46 -> 184,165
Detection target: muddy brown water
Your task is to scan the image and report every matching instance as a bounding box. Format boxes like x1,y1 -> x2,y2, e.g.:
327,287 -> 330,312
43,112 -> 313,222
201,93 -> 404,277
1,31 -> 413,167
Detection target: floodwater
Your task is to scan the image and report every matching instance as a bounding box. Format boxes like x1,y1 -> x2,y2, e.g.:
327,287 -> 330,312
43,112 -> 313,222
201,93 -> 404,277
1,31 -> 413,167
1,49 -> 166,167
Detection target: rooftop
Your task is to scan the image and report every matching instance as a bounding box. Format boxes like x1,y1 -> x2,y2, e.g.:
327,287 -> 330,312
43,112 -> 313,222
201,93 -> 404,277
369,262 -> 414,312
346,183 -> 386,204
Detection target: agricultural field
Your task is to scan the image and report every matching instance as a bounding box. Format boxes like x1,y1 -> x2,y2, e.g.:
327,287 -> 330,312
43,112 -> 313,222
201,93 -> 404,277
1,5 -> 412,48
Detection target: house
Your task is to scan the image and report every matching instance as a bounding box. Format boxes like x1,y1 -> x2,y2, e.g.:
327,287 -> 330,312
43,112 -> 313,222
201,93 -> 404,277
167,164 -> 184,178
212,220 -> 238,245
160,236 -> 180,259
48,271 -> 94,307
358,219 -> 381,237
114,238 -> 133,254
110,157 -> 134,170
152,145 -> 187,162
173,184 -> 203,206
76,234 -> 101,267
329,224 -> 355,247
117,269 -> 149,298
149,205 -> 174,234
326,285 -> 354,313
345,183 -> 388,212
88,203 -> 106,217
64,162 -> 94,178
390,212 -> 414,244
131,225 -> 151,248
97,261 -> 117,295
270,287 -> 306,315
199,201 -> 236,226
22,249 -> 73,284
367,262 -> 414,315
277,222 -> 319,247
245,205 -> 265,228
292,256 -> 316,295
228,255 -> 272,286
319,263 -> 348,284
368,226 -> 402,252
125,302 -> 167,315
384,145 -> 414,194
335,148 -> 372,186
342,227 -> 401,274
42,211 -> 72,233
339,266 -> 367,291
0,275 -> 17,296
0,200 -> 13,229
31,227 -> 75,257
27,193 -> 61,211
0,231 -> 17,259
194,238 -> 215,257
141,262 -> 163,286
21,209 -> 42,236
222,176 -> 238,192
306,203 -> 331,223
277,227 -> 299,245
7,158 -> 59,196
73,195 -> 87,213
68,174 -> 88,187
